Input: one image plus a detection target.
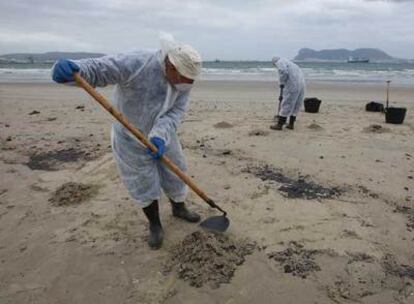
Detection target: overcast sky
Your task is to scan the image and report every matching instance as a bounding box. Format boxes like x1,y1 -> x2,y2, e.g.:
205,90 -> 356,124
1,0 -> 413,60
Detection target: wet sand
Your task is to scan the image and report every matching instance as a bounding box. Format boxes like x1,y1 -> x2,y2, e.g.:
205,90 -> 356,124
0,80 -> 413,303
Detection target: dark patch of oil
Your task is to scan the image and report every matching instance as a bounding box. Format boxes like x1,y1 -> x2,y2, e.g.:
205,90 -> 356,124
245,165 -> 342,200
49,182 -> 97,206
346,252 -> 376,264
381,254 -> 414,279
163,231 -> 256,289
357,185 -> 379,199
393,205 -> 414,232
268,241 -> 324,278
26,148 -> 87,171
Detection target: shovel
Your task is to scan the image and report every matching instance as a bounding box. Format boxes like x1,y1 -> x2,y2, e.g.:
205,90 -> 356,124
73,73 -> 229,232
386,80 -> 391,111
274,84 -> 284,121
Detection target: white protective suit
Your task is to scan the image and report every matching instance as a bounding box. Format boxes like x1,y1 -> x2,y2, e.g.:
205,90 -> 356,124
75,48 -> 194,207
274,58 -> 306,117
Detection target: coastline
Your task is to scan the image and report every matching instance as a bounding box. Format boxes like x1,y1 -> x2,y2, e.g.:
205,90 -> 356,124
1,79 -> 413,104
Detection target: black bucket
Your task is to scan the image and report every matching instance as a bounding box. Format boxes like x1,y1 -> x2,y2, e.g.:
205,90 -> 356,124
385,107 -> 407,124
366,101 -> 384,112
304,98 -> 322,113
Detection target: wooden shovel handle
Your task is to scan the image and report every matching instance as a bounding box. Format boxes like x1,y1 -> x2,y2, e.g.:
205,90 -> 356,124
73,73 -> 222,212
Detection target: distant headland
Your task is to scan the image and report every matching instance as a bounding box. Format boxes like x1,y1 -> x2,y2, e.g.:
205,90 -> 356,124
0,52 -> 105,64
294,48 -> 394,62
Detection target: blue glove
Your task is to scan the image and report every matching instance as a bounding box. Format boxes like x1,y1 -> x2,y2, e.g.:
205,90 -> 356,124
52,59 -> 80,83
147,137 -> 165,160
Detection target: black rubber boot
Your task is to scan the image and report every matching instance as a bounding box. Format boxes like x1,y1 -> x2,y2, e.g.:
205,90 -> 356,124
270,116 -> 287,130
286,116 -> 296,130
142,200 -> 164,249
170,200 -> 201,223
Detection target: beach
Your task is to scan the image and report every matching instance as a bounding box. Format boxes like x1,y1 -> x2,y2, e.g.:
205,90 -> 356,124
1,80 -> 414,303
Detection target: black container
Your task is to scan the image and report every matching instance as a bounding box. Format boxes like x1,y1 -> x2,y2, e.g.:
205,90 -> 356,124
385,107 -> 407,124
304,98 -> 322,113
366,101 -> 384,112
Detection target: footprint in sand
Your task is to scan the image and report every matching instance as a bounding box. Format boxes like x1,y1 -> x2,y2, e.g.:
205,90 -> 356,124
363,124 -> 390,134
248,129 -> 269,136
214,121 -> 233,129
307,123 -> 323,130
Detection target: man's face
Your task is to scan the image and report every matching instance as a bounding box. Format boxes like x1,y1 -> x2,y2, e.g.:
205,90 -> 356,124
165,56 -> 194,86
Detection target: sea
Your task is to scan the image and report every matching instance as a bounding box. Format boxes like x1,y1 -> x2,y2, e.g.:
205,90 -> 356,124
1,61 -> 414,85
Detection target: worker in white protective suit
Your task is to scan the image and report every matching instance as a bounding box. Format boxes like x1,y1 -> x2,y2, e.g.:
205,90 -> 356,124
270,57 -> 306,130
51,34 -> 202,249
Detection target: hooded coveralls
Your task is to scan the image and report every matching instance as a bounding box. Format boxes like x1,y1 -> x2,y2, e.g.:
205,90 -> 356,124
76,51 -> 188,207
275,58 -> 306,117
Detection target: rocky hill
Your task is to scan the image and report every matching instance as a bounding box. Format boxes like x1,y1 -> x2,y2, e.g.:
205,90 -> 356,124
294,48 -> 393,61
0,52 -> 105,63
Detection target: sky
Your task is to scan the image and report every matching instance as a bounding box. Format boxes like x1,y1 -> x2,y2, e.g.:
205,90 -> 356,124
1,0 -> 413,60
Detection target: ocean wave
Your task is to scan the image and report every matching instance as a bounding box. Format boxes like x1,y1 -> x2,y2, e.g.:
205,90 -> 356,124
201,66 -> 414,83
1,65 -> 414,84
0,68 -> 52,82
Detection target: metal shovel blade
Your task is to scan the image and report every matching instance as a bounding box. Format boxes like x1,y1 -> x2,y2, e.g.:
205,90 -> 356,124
199,215 -> 230,232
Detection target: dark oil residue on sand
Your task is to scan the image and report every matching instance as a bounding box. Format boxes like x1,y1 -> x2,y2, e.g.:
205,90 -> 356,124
27,148 -> 87,171
268,241 -> 325,278
49,182 -> 97,206
381,253 -> 414,280
245,165 -> 342,200
393,205 -> 414,232
164,231 -> 256,288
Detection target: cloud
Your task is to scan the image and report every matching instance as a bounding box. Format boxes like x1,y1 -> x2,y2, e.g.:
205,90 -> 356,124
0,0 -> 413,59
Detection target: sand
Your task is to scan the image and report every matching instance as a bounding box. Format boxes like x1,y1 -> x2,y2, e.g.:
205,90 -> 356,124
163,230 -> 256,289
0,80 -> 414,303
49,182 -> 97,206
